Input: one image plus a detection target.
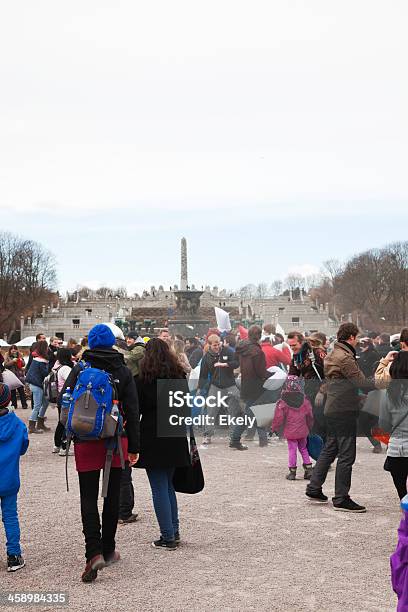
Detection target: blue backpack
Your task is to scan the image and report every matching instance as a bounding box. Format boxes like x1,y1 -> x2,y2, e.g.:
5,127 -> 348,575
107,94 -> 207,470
63,361 -> 124,497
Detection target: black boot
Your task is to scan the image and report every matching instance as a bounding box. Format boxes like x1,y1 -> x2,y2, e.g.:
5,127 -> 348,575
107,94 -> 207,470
229,441 -> 248,451
286,467 -> 297,481
303,463 -> 313,480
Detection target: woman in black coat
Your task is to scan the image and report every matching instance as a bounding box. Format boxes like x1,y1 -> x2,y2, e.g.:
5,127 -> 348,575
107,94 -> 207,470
135,338 -> 190,550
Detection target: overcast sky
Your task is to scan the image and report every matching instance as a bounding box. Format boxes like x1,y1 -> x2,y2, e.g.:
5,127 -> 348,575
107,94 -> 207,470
1,1 -> 407,294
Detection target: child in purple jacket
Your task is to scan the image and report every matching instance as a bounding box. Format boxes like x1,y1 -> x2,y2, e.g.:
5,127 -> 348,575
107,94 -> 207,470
271,375 -> 314,481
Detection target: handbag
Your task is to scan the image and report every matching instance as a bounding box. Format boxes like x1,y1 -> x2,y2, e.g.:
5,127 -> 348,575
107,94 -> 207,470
307,433 -> 324,461
173,427 -> 205,494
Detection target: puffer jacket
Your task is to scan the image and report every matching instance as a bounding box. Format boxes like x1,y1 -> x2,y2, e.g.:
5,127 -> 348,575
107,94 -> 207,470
272,397 -> 314,440
379,390 -> 408,457
25,357 -> 49,388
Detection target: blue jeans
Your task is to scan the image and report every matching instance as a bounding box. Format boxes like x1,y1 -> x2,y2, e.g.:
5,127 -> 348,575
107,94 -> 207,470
29,384 -> 49,421
1,494 -> 21,556
146,468 -> 179,541
231,401 -> 268,444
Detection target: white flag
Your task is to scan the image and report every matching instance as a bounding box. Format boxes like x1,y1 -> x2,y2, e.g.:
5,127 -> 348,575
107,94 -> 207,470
214,307 -> 231,332
276,323 -> 285,337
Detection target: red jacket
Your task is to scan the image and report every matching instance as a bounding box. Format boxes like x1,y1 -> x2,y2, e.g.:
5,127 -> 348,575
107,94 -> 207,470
261,342 -> 291,369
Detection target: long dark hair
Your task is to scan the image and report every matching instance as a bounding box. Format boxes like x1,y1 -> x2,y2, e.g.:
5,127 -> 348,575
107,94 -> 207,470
35,340 -> 49,360
387,352 -> 408,406
140,338 -> 185,384
56,348 -> 73,368
6,345 -> 20,358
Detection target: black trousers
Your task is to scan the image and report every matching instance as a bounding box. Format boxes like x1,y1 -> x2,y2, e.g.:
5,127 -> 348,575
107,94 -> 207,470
11,387 -> 27,408
358,411 -> 381,448
386,457 -> 408,500
311,403 -> 326,440
307,416 -> 357,504
54,407 -> 66,448
78,468 -> 122,561
119,462 -> 135,520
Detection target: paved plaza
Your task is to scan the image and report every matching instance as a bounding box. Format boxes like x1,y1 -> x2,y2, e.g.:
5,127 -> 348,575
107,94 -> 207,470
0,409 -> 399,611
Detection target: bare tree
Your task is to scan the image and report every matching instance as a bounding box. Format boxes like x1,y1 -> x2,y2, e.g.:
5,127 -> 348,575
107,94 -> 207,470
256,282 -> 269,298
113,286 -> 128,298
270,280 -> 283,296
284,274 -> 303,291
0,232 -> 57,338
238,284 -> 256,299
322,259 -> 343,283
304,274 -> 322,291
313,243 -> 408,328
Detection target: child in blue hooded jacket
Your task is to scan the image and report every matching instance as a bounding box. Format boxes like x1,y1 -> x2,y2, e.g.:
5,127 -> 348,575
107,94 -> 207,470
0,383 -> 29,572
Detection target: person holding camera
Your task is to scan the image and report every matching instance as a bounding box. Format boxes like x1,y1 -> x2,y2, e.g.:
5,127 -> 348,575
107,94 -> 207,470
287,331 -> 326,436
375,328 -> 408,388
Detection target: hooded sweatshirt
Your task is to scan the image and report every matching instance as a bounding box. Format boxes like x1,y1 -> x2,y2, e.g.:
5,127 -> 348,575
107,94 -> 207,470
0,410 -> 29,496
236,340 -> 270,401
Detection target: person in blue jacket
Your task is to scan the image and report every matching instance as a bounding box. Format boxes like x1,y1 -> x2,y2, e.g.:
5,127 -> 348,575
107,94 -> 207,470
0,383 -> 29,572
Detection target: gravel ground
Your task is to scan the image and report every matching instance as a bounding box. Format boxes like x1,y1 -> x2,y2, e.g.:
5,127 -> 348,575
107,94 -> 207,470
0,409 -> 399,611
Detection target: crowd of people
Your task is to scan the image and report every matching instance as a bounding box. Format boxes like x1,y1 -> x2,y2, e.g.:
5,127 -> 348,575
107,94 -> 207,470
0,321 -> 407,596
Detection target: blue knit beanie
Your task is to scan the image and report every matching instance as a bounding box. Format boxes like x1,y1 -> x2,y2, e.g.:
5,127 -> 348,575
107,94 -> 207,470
0,383 -> 11,408
88,324 -> 116,350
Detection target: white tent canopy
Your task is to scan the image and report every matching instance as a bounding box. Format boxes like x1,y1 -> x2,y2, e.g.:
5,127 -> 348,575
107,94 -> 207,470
15,336 -> 37,347
0,339 -> 10,347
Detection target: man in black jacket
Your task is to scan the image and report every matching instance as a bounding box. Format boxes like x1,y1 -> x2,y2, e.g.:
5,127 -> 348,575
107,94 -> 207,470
48,336 -> 62,370
197,334 -> 239,446
61,324 -> 140,583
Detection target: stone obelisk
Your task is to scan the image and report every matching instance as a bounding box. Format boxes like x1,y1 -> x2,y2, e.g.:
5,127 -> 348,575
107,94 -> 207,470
170,237 -> 209,336
180,237 -> 188,291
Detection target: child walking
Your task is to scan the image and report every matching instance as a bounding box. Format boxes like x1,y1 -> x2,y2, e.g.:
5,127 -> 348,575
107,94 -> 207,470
271,376 -> 314,481
0,383 -> 29,571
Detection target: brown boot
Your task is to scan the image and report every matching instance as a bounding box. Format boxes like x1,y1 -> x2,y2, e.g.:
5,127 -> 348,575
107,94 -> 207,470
28,420 -> 43,434
37,416 -> 51,432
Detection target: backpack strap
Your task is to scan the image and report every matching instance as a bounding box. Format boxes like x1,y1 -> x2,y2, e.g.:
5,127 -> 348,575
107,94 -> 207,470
65,433 -> 72,492
117,432 -> 125,470
101,445 -> 114,498
101,432 -> 125,498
